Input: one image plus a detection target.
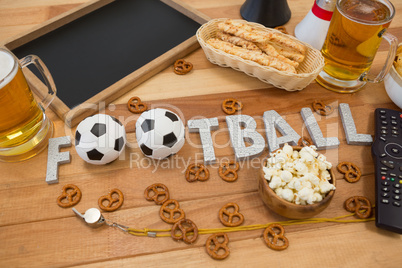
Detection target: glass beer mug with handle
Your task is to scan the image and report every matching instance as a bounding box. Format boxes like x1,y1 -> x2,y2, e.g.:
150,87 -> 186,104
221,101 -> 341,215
316,0 -> 397,93
0,48 -> 57,162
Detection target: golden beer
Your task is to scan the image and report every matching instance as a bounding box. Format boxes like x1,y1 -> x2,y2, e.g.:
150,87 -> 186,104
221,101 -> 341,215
0,67 -> 44,147
0,48 -> 56,161
317,0 -> 396,93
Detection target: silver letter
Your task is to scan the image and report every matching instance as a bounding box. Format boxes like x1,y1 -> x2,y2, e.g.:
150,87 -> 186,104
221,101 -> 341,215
263,110 -> 300,152
301,108 -> 340,150
188,118 -> 219,164
339,103 -> 372,145
46,136 -> 71,184
226,115 -> 265,161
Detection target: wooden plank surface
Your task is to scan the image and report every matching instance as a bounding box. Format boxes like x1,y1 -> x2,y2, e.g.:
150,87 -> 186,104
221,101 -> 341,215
1,0 -> 402,267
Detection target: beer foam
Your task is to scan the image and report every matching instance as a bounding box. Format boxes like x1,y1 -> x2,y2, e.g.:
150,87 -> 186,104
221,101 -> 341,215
0,50 -> 17,90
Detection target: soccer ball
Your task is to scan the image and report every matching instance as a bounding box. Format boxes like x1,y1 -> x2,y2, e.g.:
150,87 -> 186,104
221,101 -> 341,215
136,108 -> 185,159
75,114 -> 126,165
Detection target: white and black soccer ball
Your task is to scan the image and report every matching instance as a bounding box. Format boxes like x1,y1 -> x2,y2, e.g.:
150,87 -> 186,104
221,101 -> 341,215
75,114 -> 126,165
136,108 -> 185,159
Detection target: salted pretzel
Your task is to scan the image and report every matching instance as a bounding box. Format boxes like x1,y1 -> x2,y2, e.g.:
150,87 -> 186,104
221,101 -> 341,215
298,136 -> 313,147
173,59 -> 193,75
222,98 -> 243,115
205,233 -> 230,260
57,184 -> 82,208
263,223 -> 289,251
171,219 -> 199,244
312,100 -> 333,116
127,96 -> 147,113
218,161 -> 240,182
344,196 -> 372,219
160,199 -> 185,224
185,163 -> 210,182
274,26 -> 289,35
219,202 -> 244,227
98,188 -> 124,212
337,162 -> 361,183
144,183 -> 170,205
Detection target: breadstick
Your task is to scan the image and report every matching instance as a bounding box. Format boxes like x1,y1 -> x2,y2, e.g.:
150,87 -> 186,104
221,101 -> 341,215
256,43 -> 299,68
207,38 -> 296,74
216,31 -> 261,51
268,42 -> 305,63
217,20 -> 270,43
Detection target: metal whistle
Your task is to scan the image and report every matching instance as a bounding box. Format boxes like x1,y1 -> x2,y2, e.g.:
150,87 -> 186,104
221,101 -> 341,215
72,207 -> 105,228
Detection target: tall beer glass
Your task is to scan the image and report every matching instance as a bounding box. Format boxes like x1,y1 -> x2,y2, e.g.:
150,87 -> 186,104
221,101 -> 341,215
0,48 -> 57,161
316,0 -> 397,93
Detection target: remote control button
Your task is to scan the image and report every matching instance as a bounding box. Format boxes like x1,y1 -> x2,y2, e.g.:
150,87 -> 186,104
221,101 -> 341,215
394,189 -> 400,194
381,126 -> 387,130
381,161 -> 395,169
391,178 -> 395,182
392,126 -> 398,130
381,171 -> 387,175
381,199 -> 389,204
391,120 -> 397,126
380,110 -> 386,115
381,130 -> 388,135
391,116 -> 397,120
380,153 -> 387,158
382,181 -> 390,186
384,143 -> 402,159
394,184 -> 401,189
381,167 -> 388,171
392,130 -> 399,135
390,173 -> 397,177
393,195 -> 400,200
380,137 -> 387,142
393,201 -> 401,207
383,187 -> 390,192
382,193 -> 390,198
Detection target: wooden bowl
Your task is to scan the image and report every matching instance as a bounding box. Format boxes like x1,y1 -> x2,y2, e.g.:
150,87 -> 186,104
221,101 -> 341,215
258,146 -> 336,219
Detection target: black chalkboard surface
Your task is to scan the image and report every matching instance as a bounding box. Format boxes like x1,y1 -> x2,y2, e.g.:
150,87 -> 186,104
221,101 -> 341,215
12,0 -> 201,110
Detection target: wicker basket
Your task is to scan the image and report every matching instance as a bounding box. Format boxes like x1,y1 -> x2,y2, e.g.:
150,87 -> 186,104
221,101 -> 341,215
196,18 -> 325,91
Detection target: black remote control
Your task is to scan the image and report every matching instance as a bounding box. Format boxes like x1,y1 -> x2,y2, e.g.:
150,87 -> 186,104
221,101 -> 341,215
371,108 -> 402,234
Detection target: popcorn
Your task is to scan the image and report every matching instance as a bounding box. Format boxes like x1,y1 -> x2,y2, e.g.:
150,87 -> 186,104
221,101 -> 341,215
263,143 -> 335,205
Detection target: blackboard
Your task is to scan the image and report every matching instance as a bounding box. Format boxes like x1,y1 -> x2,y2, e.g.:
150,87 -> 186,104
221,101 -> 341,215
5,0 -> 208,126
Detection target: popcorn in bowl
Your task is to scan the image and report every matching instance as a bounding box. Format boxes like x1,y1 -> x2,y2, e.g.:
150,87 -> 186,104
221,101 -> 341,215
263,144 -> 336,205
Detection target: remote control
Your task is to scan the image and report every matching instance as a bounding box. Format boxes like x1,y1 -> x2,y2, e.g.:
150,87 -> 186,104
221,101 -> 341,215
371,108 -> 402,234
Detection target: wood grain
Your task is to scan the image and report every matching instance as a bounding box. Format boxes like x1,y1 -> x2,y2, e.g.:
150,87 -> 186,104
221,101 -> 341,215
0,0 -> 401,267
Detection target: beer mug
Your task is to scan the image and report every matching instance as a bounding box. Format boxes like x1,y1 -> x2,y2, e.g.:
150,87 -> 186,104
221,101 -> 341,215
316,0 -> 397,93
0,48 -> 56,161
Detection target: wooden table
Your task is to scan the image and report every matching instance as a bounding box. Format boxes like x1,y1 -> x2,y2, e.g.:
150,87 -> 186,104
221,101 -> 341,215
1,0 -> 402,267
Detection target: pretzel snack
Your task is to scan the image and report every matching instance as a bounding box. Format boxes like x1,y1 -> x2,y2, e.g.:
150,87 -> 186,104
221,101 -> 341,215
312,100 -> 333,116
337,162 -> 361,183
185,163 -> 210,182
344,196 -> 372,219
173,59 -> 193,75
144,183 -> 170,205
57,184 -> 82,208
263,223 -> 289,251
298,136 -> 313,147
127,96 -> 147,113
98,188 -> 124,212
218,161 -> 240,182
171,219 -> 199,244
219,202 -> 244,227
160,199 -> 185,224
205,233 -> 230,260
222,98 -> 243,115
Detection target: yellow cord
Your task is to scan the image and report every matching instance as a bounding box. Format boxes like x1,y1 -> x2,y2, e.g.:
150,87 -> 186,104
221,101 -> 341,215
126,211 -> 375,237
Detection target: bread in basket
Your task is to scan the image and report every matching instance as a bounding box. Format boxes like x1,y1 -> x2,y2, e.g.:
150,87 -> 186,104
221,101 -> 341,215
196,18 -> 325,91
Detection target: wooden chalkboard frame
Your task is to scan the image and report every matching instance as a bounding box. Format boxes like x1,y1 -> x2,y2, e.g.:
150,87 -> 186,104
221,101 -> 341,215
1,0 -> 210,127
